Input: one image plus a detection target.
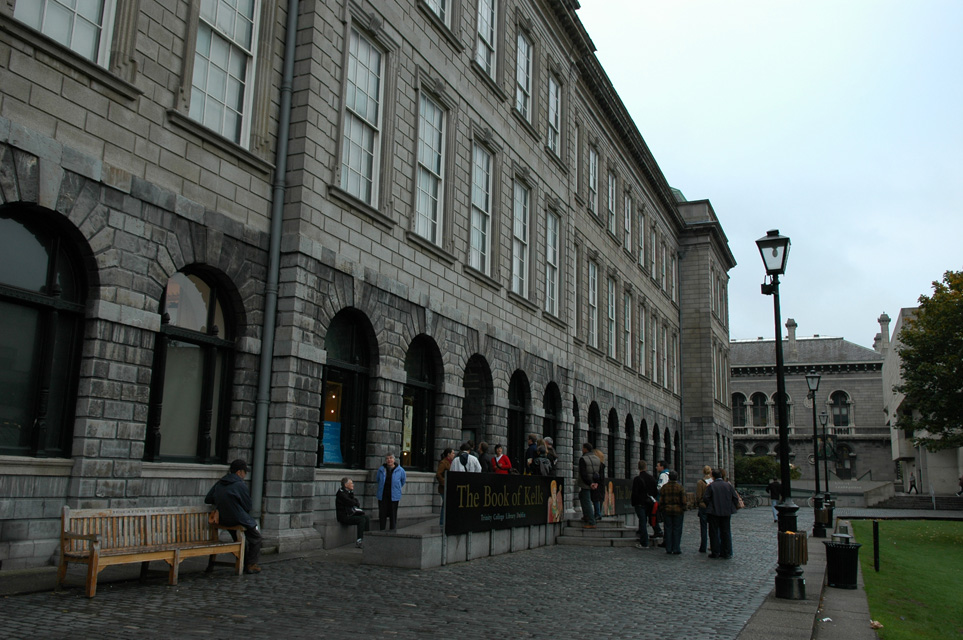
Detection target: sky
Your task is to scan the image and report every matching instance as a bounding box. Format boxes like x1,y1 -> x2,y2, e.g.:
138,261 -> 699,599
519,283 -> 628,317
576,0 -> 963,348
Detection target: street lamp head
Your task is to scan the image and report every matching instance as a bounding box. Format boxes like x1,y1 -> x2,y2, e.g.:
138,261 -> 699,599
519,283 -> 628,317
806,370 -> 821,393
819,411 -> 829,427
756,229 -> 791,276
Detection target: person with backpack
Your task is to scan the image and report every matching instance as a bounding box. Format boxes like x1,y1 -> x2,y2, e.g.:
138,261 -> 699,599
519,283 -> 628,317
450,443 -> 482,473
531,445 -> 553,477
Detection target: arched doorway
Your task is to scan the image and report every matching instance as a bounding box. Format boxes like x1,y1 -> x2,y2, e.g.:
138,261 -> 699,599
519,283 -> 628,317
542,382 -> 561,446
462,355 -> 493,446
507,370 -> 531,470
319,308 -> 374,468
588,402 -> 601,449
403,335 -> 441,471
624,415 -> 635,478
607,408 -> 618,478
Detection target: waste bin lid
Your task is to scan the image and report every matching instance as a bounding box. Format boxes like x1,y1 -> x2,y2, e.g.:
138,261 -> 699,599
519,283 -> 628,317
832,533 -> 853,543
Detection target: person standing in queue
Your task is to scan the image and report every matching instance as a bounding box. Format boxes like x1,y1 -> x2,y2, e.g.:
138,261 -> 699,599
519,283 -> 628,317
376,453 -> 406,531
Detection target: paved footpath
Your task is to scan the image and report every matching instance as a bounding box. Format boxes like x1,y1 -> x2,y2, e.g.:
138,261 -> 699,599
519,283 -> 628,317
2,506 -> 808,640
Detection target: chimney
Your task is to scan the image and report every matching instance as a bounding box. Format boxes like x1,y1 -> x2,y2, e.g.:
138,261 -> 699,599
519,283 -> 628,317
877,313 -> 891,354
786,318 -> 797,359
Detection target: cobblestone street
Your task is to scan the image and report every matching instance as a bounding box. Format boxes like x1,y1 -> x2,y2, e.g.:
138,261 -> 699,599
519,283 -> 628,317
2,506 -> 807,640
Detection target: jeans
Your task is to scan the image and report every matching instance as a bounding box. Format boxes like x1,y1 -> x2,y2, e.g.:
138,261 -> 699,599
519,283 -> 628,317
698,506 -> 709,551
709,514 -> 733,558
579,489 -> 596,525
342,513 -> 370,540
634,504 -> 650,546
663,513 -> 683,553
771,499 -> 779,521
229,524 -> 262,567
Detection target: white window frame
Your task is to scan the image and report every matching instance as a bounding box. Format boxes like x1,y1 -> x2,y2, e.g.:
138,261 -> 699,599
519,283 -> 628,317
515,30 -> 532,120
607,277 -> 616,359
573,123 -> 580,189
623,193 -> 632,250
475,0 -> 497,77
623,291 -> 632,368
588,261 -> 598,348
425,0 -> 449,25
547,74 -> 562,155
415,93 -> 446,245
671,255 -> 678,302
650,228 -> 657,275
660,243 -> 667,290
638,303 -> 646,376
545,210 -> 560,316
340,28 -> 384,205
607,172 -> 617,234
588,148 -> 598,215
512,180 -> 530,297
661,324 -> 668,387
15,0 -> 117,66
469,142 -> 493,274
189,0 -> 261,145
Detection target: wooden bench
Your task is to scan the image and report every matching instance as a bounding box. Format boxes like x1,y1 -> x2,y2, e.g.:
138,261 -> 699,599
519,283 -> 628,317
57,505 -> 246,597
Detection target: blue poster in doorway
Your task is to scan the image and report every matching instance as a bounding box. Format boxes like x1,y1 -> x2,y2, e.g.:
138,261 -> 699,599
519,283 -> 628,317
322,421 -> 342,464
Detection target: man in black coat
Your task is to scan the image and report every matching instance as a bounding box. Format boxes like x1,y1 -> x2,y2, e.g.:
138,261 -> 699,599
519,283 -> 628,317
206,459 -> 263,574
630,460 -> 658,549
703,468 -> 740,559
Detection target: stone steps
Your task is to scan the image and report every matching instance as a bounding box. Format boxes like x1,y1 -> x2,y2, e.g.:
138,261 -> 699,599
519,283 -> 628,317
556,517 -> 641,548
873,495 -> 963,511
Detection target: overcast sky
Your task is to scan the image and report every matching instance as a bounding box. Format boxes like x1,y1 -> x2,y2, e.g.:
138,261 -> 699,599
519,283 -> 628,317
576,1 -> 963,348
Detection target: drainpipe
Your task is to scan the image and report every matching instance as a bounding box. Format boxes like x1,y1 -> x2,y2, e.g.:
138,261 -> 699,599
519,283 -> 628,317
252,0 -> 299,518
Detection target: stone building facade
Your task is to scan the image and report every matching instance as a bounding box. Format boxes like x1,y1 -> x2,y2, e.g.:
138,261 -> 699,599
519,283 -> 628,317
0,0 -> 734,570
731,317 -> 895,486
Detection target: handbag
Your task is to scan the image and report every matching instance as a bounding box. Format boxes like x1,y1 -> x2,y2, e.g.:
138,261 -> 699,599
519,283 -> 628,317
208,509 -> 220,524
736,493 -> 745,510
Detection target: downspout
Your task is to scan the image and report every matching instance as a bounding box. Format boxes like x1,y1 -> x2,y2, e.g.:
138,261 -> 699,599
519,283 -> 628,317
252,0 -> 300,518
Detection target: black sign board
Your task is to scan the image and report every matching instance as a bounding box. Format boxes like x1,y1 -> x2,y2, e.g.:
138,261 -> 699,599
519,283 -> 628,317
600,478 -> 634,516
444,472 -> 564,535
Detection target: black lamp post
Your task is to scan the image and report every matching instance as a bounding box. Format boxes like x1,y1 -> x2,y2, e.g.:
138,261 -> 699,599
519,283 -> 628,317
819,411 -> 831,496
806,370 -> 826,537
756,229 -> 805,600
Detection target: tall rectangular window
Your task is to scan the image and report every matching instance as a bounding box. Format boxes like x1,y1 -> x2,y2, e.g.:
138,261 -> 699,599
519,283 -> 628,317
515,31 -> 532,120
660,243 -> 667,290
661,324 -> 669,387
588,261 -> 598,348
607,172 -> 617,234
189,0 -> 259,145
512,181 -> 530,297
545,211 -> 560,316
16,0 -> 117,66
475,0 -> 497,77
638,304 -> 646,375
340,29 -> 383,205
426,0 -> 448,25
547,75 -> 562,155
671,255 -> 678,302
638,210 -> 646,267
650,229 -> 657,275
415,94 -> 446,245
651,316 -> 658,383
607,277 -> 616,358
470,143 -> 493,273
623,292 -> 632,368
588,148 -> 598,215
573,124 -> 580,188
623,194 -> 632,249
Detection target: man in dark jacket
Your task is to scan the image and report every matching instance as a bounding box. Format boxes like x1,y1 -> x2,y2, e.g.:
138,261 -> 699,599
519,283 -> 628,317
205,459 -> 262,574
703,468 -> 740,559
577,443 -> 601,527
336,477 -> 370,548
630,460 -> 658,548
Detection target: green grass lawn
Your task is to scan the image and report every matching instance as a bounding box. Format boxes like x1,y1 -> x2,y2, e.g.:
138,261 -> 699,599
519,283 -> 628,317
850,519 -> 963,640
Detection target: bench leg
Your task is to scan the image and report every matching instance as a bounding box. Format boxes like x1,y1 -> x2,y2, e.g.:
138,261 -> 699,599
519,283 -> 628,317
56,559 -> 68,590
140,561 -> 150,580
206,553 -> 217,573
86,551 -> 100,598
169,549 -> 181,586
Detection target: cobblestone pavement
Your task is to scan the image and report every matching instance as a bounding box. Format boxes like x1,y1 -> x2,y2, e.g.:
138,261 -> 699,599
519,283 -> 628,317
2,506 -> 810,640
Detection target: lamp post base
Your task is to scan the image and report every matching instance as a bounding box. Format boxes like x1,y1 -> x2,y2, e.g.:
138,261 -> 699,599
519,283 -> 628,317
775,572 -> 806,600
775,501 -> 806,600
812,495 -> 827,538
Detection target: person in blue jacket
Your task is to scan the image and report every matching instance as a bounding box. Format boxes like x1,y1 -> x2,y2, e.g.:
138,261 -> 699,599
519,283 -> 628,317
205,459 -> 263,574
376,453 -> 406,531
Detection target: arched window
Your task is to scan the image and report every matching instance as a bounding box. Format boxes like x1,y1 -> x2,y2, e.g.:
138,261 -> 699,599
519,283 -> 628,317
463,355 -> 493,446
146,270 -> 235,463
830,391 -> 851,428
507,370 -> 531,468
0,209 -> 87,457
752,444 -> 769,457
639,420 -> 648,464
319,309 -> 374,469
673,432 -> 681,473
606,408 -> 617,478
731,393 -> 747,428
734,444 -> 748,457
624,414 -> 635,479
587,402 -> 601,449
771,392 -> 792,427
652,425 -> 660,465
663,427 -> 671,465
750,392 -> 768,428
542,382 -> 561,446
403,335 -> 440,471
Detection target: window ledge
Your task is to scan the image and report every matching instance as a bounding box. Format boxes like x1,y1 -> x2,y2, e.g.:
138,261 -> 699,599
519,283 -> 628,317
542,310 -> 566,330
471,61 -> 508,102
416,1 -> 464,51
544,146 -> 567,173
406,231 -> 457,265
329,185 -> 395,229
0,14 -> 141,102
0,455 -> 73,476
511,108 -> 539,142
463,265 -> 502,292
140,461 -> 226,479
167,110 -> 273,175
507,290 -> 538,313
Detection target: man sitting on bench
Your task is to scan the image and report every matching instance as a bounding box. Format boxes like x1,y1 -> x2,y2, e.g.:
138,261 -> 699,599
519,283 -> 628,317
206,459 -> 263,574
336,477 -> 370,548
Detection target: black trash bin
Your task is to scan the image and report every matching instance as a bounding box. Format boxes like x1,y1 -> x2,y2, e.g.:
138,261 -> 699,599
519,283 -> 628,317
823,537 -> 861,589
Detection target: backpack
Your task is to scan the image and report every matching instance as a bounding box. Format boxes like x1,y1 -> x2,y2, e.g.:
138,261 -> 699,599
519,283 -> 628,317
534,457 -> 552,477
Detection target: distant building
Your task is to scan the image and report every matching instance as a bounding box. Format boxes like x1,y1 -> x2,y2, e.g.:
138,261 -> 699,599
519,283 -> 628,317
731,316 -> 895,485
883,308 -> 962,494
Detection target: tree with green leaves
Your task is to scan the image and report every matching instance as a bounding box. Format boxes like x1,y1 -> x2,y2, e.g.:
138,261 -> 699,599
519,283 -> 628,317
895,270 -> 963,451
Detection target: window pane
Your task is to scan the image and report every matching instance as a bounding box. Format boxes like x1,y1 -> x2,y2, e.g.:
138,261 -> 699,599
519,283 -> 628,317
159,341 -> 204,457
0,301 -> 40,452
0,216 -> 50,293
163,272 -> 211,332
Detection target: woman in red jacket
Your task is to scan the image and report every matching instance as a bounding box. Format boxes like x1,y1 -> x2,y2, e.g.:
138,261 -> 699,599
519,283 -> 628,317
492,444 -> 512,474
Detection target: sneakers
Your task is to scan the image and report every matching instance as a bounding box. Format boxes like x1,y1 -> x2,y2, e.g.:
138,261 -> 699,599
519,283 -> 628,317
244,564 -> 261,574
635,543 -> 650,550
584,524 -> 596,529
356,539 -> 364,549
